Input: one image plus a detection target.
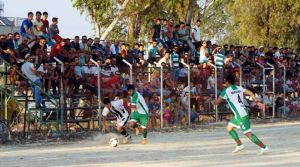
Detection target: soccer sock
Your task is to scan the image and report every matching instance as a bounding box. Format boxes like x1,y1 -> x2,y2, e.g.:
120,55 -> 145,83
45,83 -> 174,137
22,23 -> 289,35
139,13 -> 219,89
132,123 -> 138,129
229,129 -> 242,146
142,128 -> 147,138
248,134 -> 266,148
120,129 -> 129,137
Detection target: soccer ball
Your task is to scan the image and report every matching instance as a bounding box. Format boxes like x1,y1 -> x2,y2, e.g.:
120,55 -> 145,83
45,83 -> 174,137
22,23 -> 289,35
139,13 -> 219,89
109,138 -> 119,147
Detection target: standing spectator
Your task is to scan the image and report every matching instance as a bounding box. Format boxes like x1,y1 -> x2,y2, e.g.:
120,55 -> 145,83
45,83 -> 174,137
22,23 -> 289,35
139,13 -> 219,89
49,17 -> 61,42
170,45 -> 180,84
21,54 -> 44,108
199,41 -> 209,64
110,40 -> 120,58
20,12 -> 35,43
152,18 -> 161,41
146,40 -> 159,63
191,20 -> 201,49
178,22 -> 189,43
32,11 -> 43,37
213,46 -> 225,89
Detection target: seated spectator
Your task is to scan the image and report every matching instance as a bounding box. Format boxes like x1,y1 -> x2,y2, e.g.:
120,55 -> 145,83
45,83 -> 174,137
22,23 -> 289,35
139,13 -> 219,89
49,17 -> 61,42
33,11 -> 44,37
5,33 -> 14,50
110,40 -> 120,58
0,34 -> 16,63
70,36 -> 81,51
80,35 -> 88,50
18,38 -> 30,60
50,39 -> 66,62
13,32 -> 21,51
20,12 -> 36,44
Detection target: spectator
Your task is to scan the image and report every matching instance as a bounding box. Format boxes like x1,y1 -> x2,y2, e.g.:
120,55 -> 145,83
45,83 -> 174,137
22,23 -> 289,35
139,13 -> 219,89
178,22 -> 189,43
170,45 -> 180,83
80,35 -> 88,50
199,41 -> 209,64
21,54 -> 44,108
49,17 -> 61,42
32,11 -> 43,37
50,39 -> 66,62
13,32 -> 21,51
0,34 -> 15,62
41,12 -> 49,35
5,33 -> 14,50
157,50 -> 171,67
20,12 -> 36,43
70,36 -> 80,51
152,18 -> 161,41
191,20 -> 201,49
147,40 -> 159,63
110,40 -> 121,58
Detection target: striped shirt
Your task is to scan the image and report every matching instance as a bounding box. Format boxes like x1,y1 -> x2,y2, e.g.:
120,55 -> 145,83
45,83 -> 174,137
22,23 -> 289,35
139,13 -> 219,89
220,85 -> 248,119
131,91 -> 149,115
102,99 -> 129,120
214,53 -> 225,68
171,52 -> 180,68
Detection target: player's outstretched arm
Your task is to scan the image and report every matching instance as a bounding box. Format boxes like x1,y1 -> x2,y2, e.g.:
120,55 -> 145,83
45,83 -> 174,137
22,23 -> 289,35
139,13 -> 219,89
212,97 -> 223,106
244,89 -> 264,110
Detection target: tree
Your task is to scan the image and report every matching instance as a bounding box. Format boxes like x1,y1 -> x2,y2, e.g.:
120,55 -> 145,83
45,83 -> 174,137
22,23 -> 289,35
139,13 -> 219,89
72,0 -> 112,37
224,0 -> 300,49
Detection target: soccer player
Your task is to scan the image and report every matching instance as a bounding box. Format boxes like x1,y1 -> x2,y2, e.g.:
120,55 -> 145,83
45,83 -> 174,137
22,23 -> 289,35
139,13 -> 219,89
127,85 -> 149,144
102,96 -> 132,143
212,74 -> 269,155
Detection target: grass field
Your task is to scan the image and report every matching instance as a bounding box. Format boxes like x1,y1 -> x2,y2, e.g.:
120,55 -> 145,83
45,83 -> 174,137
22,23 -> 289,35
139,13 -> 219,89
0,120 -> 300,167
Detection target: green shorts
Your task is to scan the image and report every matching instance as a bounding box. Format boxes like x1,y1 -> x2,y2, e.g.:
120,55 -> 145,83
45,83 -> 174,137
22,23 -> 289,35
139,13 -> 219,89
130,111 -> 149,128
228,116 -> 251,134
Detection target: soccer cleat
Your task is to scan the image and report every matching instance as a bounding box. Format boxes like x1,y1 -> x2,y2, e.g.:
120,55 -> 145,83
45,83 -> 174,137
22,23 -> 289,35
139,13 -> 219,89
141,138 -> 147,144
257,146 -> 269,155
135,128 -> 140,136
123,135 -> 132,144
232,145 -> 245,153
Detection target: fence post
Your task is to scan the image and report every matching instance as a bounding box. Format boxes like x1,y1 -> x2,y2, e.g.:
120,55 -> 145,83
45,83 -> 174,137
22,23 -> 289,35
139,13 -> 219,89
181,61 -> 191,126
208,62 -> 218,122
90,59 -> 102,128
266,63 -> 275,119
154,62 -> 164,128
53,57 -> 64,132
122,59 -> 133,84
277,62 -> 286,116
256,63 -> 266,118
233,61 -> 242,86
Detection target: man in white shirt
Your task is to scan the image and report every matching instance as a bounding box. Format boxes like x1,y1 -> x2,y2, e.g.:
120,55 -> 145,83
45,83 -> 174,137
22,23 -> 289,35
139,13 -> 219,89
191,20 -> 201,49
32,11 -> 44,37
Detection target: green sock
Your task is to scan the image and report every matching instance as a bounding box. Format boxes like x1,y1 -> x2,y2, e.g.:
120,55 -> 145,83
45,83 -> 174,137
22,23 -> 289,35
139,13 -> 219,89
132,123 -> 138,129
142,129 -> 147,138
229,129 -> 242,145
248,134 -> 266,148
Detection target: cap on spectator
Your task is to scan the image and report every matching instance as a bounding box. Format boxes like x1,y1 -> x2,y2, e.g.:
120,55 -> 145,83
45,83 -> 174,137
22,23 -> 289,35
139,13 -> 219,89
103,97 -> 111,105
25,53 -> 32,59
259,45 -> 264,49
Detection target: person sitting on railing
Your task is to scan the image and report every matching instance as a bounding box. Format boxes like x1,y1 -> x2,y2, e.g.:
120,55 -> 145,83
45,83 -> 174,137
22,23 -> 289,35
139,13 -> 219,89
49,17 -> 62,43
50,39 -> 66,62
20,12 -> 36,46
21,53 -> 44,108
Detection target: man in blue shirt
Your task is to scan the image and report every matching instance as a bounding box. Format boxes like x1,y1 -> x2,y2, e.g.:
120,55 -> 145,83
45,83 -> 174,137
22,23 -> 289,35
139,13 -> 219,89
20,12 -> 36,43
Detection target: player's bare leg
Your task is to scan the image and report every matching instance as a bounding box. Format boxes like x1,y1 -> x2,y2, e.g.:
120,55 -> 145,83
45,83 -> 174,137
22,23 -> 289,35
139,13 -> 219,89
116,125 -> 131,143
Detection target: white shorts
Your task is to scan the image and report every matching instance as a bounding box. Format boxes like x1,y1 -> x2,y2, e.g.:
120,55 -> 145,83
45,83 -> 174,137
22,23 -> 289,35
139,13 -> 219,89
117,115 -> 130,127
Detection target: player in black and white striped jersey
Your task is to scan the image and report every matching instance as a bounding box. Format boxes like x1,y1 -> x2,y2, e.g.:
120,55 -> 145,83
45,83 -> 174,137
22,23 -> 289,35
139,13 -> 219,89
102,96 -> 131,142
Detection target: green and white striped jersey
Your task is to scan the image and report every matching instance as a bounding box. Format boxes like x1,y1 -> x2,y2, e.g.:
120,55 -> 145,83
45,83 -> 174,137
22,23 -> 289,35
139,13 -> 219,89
214,53 -> 225,68
220,85 -> 248,118
131,91 -> 149,115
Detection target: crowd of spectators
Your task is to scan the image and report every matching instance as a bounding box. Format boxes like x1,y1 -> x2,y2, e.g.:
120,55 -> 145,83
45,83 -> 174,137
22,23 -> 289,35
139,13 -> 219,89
1,12 -> 300,127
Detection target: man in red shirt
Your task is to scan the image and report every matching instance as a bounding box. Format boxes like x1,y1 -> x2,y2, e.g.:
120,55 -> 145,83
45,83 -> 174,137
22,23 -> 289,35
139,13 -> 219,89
50,39 -> 66,62
41,12 -> 49,35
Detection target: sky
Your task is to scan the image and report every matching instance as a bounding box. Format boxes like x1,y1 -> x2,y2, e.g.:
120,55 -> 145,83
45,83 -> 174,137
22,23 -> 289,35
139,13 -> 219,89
2,0 -> 94,38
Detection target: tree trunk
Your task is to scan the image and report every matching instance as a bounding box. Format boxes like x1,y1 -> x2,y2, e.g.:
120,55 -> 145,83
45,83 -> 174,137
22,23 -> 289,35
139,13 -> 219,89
100,0 -> 131,40
185,0 -> 194,25
127,15 -> 135,42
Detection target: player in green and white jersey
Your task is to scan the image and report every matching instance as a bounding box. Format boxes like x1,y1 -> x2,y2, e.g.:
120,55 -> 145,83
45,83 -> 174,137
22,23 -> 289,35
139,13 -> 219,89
127,85 -> 149,144
212,75 -> 269,155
